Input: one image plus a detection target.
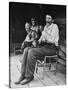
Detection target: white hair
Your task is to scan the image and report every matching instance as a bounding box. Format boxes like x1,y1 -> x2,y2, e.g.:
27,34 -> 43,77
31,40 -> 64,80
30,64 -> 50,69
25,22 -> 30,28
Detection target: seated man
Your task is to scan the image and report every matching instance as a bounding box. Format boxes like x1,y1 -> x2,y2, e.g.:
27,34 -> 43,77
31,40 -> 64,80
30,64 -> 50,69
21,22 -> 38,52
15,14 -> 59,85
21,22 -> 32,50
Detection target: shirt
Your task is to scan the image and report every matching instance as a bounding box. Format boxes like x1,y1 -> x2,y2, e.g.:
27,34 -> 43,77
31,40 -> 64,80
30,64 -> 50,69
39,23 -> 59,46
31,25 -> 38,32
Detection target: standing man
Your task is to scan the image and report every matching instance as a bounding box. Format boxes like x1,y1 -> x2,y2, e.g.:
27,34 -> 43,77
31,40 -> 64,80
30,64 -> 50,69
31,18 -> 39,33
15,14 -> 59,85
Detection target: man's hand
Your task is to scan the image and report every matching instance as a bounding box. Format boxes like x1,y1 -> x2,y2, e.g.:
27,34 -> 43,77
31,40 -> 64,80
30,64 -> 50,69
32,41 -> 37,47
38,39 -> 41,44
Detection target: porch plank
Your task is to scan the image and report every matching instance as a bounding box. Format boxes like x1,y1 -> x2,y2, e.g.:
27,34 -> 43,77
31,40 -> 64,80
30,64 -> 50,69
10,55 -> 66,88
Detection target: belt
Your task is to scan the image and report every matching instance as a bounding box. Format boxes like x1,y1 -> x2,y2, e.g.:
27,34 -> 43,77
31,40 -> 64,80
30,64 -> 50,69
40,42 -> 55,46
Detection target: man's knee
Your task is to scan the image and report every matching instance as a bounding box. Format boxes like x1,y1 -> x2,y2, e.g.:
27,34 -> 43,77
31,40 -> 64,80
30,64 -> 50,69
28,48 -> 35,55
27,49 -> 37,63
24,47 -> 29,52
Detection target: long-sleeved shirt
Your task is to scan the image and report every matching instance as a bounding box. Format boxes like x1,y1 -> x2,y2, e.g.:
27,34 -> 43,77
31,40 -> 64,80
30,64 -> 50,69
39,23 -> 59,46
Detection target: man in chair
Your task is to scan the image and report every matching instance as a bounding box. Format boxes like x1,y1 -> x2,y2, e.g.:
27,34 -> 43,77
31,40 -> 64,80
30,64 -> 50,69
15,14 -> 59,85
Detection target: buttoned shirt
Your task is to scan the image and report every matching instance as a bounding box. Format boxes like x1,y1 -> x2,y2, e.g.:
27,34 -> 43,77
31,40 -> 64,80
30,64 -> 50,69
39,23 -> 59,46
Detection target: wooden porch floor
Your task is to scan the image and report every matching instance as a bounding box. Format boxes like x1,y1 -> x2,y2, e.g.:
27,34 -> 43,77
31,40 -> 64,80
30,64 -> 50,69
10,54 -> 66,88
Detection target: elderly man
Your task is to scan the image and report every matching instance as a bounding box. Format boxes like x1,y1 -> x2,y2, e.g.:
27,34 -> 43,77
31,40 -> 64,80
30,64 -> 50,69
21,22 -> 38,51
15,14 -> 59,85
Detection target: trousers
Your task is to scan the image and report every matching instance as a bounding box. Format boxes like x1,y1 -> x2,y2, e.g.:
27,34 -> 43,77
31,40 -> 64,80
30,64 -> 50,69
21,44 -> 57,78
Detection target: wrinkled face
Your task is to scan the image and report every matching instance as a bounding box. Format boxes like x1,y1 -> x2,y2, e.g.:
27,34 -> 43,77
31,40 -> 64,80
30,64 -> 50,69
25,23 -> 30,33
32,20 -> 35,26
46,15 -> 52,23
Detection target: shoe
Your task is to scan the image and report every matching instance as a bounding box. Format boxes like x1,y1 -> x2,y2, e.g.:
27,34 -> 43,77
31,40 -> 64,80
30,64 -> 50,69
20,76 -> 34,85
15,76 -> 25,85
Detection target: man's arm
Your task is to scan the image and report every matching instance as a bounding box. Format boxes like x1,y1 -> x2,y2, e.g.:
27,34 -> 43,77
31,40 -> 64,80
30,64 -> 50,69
38,30 -> 47,44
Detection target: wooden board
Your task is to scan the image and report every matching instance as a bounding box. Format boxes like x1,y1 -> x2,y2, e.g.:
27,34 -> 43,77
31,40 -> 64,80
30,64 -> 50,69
10,55 -> 66,88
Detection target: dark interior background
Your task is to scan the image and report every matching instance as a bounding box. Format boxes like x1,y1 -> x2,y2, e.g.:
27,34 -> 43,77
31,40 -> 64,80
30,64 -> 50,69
9,2 -> 66,45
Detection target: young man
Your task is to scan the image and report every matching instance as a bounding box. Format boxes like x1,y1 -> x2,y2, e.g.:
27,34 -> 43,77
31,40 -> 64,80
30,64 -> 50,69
31,18 -> 38,31
15,14 -> 59,85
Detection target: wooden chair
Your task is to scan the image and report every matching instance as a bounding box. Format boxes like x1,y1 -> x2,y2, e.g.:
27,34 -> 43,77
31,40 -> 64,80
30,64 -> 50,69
35,46 -> 59,79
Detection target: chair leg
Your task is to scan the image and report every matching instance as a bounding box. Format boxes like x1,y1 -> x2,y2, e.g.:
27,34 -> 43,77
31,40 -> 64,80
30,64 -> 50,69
49,63 -> 51,70
36,62 -> 38,73
36,67 -> 38,73
42,57 -> 46,79
54,58 -> 58,75
49,58 -> 51,70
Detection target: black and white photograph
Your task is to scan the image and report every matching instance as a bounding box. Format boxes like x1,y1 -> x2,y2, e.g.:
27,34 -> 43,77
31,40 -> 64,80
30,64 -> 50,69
9,2 -> 66,88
